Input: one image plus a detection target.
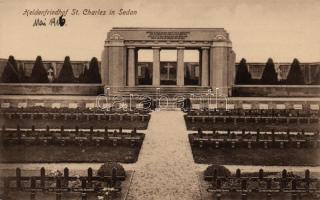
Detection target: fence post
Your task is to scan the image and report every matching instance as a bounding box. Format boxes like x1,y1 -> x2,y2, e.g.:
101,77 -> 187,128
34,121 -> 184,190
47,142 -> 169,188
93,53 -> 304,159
3,177 -> 9,198
259,169 -> 264,180
0,125 -> 4,142
256,129 -> 260,140
17,125 -> 21,139
292,179 -> 297,190
241,178 -> 247,200
216,192 -> 222,200
241,179 -> 247,190
16,168 -> 21,189
280,169 -> 287,191
241,192 -> 247,200
271,129 -> 275,142
40,167 -> 45,189
291,193 -> 297,200
81,178 -> 87,189
2,125 -> 5,134
64,113 -> 68,121
213,169 -> 217,181
87,168 -> 93,188
216,179 -> 222,189
264,141 -> 268,149
291,179 -> 297,200
30,177 -> 36,200
90,126 -> 94,134
56,178 -> 62,200
211,169 -> 218,189
305,169 -> 310,191
64,167 -> 69,187
236,169 -> 241,179
81,192 -> 87,200
266,192 -> 272,200
282,169 -> 287,179
110,168 -> 117,188
266,179 -> 272,190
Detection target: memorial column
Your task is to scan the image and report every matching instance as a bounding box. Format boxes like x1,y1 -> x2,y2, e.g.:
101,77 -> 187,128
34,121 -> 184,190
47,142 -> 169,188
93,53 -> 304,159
152,47 -> 160,86
127,46 -> 135,86
201,47 -> 209,86
177,47 -> 185,86
210,41 -> 231,95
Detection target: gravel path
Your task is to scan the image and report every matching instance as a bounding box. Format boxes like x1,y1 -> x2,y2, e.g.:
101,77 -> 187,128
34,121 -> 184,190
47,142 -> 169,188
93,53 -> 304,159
126,111 -> 201,200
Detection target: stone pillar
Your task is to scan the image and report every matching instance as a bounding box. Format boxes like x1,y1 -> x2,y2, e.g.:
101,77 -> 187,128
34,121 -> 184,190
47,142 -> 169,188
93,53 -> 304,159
210,41 -> 231,95
106,41 -> 126,89
201,47 -> 209,86
152,47 -> 160,86
227,49 -> 236,95
101,47 -> 109,85
177,47 -> 185,86
127,47 -> 135,86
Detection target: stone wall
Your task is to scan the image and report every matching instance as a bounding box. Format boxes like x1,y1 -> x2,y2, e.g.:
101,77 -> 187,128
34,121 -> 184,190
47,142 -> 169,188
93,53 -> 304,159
232,85 -> 320,97
0,83 -> 103,96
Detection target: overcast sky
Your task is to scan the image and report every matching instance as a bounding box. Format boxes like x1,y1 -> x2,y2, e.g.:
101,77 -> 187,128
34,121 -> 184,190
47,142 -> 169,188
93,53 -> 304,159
0,0 -> 319,62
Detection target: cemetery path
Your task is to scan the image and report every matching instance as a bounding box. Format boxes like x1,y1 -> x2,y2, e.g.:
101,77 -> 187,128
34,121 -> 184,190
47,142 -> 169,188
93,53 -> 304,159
126,111 -> 201,200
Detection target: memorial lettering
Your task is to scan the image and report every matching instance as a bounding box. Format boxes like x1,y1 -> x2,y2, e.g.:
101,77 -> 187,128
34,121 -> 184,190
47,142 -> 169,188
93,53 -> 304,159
146,31 -> 190,40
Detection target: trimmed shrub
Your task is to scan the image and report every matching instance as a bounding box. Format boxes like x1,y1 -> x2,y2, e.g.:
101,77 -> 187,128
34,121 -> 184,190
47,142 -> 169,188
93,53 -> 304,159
30,56 -> 49,83
18,64 -> 27,82
235,58 -> 252,84
57,56 -> 75,83
313,70 -> 320,85
78,66 -> 88,83
261,58 -> 278,84
86,57 -> 101,83
182,98 -> 192,112
1,55 -> 19,83
286,58 -> 305,85
204,165 -> 231,178
97,162 -> 126,177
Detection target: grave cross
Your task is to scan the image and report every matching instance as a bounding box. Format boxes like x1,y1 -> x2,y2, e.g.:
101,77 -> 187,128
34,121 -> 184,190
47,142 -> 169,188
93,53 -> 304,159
164,63 -> 174,80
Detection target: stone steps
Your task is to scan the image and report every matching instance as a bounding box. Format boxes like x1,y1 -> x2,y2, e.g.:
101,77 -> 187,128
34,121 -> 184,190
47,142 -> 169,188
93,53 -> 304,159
109,86 -> 212,98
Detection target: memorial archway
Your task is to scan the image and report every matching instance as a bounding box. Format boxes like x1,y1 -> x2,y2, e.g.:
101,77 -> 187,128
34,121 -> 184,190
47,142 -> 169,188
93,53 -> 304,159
101,27 -> 236,96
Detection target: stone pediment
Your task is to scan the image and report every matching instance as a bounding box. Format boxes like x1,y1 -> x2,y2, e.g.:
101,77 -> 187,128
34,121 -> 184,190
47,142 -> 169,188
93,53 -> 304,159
107,27 -> 230,42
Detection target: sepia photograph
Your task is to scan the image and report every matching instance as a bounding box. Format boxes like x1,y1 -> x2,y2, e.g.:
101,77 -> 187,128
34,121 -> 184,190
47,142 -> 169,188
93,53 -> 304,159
0,0 -> 319,199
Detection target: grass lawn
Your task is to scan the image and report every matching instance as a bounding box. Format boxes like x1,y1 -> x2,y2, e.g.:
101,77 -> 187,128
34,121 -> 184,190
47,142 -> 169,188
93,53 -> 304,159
191,143 -> 320,166
185,117 -> 319,132
0,145 -> 142,163
0,117 -> 150,130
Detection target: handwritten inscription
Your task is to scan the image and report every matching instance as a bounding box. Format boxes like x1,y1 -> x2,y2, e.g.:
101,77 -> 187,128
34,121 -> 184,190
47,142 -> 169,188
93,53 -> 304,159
146,32 -> 190,40
33,15 -> 66,27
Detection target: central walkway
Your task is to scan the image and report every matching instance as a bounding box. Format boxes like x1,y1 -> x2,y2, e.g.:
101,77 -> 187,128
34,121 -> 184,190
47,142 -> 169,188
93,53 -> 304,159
127,111 -> 201,200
